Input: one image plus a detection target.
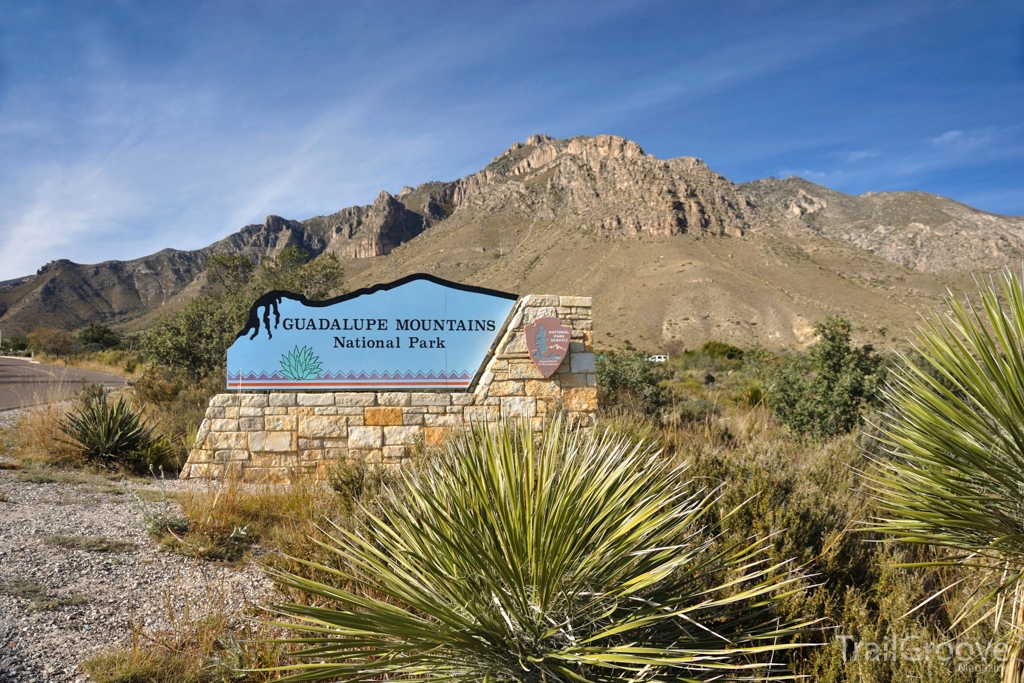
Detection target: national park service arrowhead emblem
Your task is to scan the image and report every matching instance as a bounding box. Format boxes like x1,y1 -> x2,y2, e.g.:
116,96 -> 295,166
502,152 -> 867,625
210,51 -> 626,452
525,316 -> 571,378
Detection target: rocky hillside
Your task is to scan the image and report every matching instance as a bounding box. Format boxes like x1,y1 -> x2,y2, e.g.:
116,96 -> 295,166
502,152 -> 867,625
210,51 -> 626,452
1,134 -> 1020,349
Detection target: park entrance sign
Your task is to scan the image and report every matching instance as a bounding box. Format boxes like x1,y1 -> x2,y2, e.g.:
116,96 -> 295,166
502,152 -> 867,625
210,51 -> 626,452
226,274 -> 518,391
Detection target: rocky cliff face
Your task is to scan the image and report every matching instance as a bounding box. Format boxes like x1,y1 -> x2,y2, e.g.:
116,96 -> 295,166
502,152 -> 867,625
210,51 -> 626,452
743,176 -> 1024,273
1,133 -> 1021,342
441,134 -> 749,238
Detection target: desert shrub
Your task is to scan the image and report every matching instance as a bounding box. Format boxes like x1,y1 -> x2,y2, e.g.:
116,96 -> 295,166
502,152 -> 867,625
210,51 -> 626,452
596,348 -> 665,410
78,322 -> 121,350
57,392 -> 171,471
265,419 -> 813,682
27,326 -> 74,356
133,369 -> 223,465
768,316 -> 884,438
701,339 -> 745,360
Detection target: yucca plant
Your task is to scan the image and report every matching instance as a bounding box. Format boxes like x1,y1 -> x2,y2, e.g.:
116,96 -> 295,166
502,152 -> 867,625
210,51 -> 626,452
58,392 -> 166,469
869,269 -> 1024,682
263,419 -> 815,682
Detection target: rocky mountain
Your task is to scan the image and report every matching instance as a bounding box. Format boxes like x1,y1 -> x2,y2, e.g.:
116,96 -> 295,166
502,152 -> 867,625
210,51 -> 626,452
1,134 -> 1020,349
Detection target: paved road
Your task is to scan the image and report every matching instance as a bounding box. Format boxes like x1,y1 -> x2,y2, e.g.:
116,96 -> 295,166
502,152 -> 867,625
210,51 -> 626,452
0,356 -> 127,411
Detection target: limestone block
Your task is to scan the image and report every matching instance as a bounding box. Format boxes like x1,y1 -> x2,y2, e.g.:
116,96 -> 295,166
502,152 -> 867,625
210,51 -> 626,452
336,407 -> 367,416
229,449 -> 250,461
489,359 -> 509,371
570,353 -> 596,374
564,387 -> 598,412
464,405 -> 500,422
583,330 -> 594,351
265,415 -> 296,432
265,407 -> 288,416
206,407 -> 226,419
188,448 -> 214,464
299,449 -> 325,462
383,445 -> 407,461
210,394 -> 235,407
411,393 -> 451,406
207,432 -> 247,450
335,393 -> 377,406
451,393 -> 475,406
297,393 -> 335,406
525,295 -> 559,307
509,361 -> 543,379
195,420 -> 211,448
299,416 -> 347,438
378,392 -> 411,407
488,381 -> 524,397
288,407 -> 315,416
427,406 -> 447,414
403,412 -> 425,426
525,380 -> 561,398
384,426 -> 420,446
503,333 -> 527,354
573,319 -> 593,330
326,447 -> 348,460
569,342 -> 585,353
349,426 -> 383,449
586,374 -> 597,387
249,431 -> 296,453
559,296 -> 593,308
423,427 -> 449,445
298,438 -> 324,450
559,374 -> 579,388
425,413 -> 462,427
314,407 -> 339,415
501,396 -> 537,418
240,394 -> 269,407
223,407 -> 239,419
238,417 -> 263,431
214,450 -> 231,462
323,438 -> 347,448
523,307 -> 557,323
240,407 -> 264,417
269,393 -> 297,407
365,407 -> 404,426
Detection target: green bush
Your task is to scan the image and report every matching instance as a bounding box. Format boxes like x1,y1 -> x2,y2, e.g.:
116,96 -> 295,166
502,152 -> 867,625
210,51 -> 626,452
768,316 -> 884,438
266,420 -> 813,682
596,349 -> 664,410
700,340 -> 745,360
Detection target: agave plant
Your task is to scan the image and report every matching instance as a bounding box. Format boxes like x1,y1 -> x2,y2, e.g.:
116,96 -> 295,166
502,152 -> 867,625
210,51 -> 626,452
264,419 -> 813,682
869,269 -> 1024,682
280,345 -> 323,381
58,393 -> 164,468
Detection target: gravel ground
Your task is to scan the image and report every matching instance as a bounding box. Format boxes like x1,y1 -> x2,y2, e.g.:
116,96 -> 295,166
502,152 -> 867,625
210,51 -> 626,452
0,412 -> 275,682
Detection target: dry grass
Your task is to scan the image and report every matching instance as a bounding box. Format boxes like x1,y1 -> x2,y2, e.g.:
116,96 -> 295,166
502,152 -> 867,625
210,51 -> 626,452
150,472 -> 349,564
83,582 -> 288,683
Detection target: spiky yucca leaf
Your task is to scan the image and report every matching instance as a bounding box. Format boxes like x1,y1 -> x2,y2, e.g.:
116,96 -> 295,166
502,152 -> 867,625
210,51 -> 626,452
868,269 -> 1024,679
263,419 -> 814,683
280,346 -> 323,381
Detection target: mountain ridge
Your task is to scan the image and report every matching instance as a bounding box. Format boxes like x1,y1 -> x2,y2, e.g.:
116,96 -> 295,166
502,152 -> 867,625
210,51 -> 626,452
1,133 -> 1020,349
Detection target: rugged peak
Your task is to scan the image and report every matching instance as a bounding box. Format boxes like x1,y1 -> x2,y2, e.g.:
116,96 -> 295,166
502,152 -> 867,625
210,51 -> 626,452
453,134 -> 747,238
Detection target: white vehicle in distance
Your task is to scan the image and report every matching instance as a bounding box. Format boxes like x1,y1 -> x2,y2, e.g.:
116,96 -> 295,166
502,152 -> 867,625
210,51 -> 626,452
648,354 -> 668,363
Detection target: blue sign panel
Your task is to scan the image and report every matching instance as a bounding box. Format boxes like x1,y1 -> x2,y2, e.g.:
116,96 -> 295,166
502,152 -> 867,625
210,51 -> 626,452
226,274 -> 518,391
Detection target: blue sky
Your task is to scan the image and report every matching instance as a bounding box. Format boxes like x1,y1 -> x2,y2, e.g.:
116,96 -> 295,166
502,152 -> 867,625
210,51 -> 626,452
0,1 -> 1021,281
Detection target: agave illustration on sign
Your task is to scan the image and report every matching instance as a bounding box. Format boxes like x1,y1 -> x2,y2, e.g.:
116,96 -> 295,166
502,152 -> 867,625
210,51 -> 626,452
280,345 -> 323,380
